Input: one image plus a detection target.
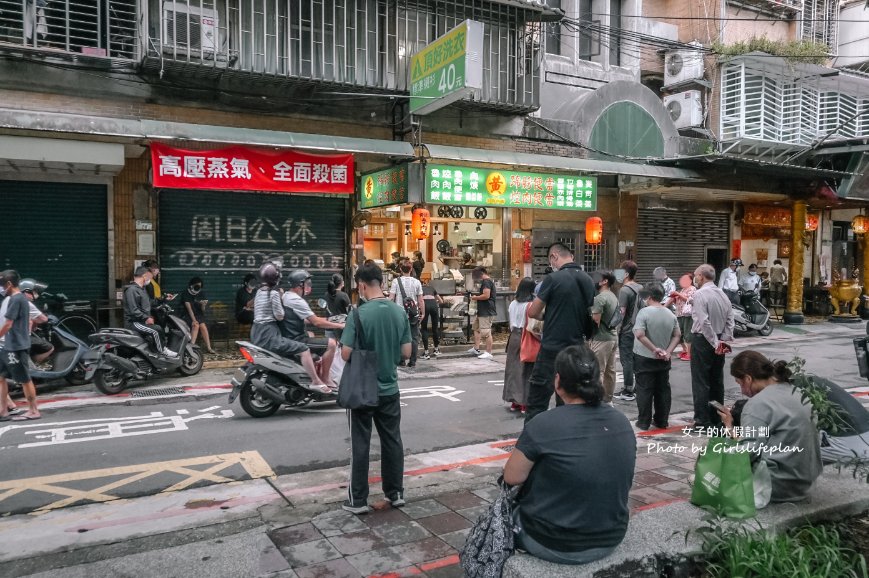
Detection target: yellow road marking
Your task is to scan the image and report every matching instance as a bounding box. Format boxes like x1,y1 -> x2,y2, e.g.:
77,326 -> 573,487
0,451 -> 275,513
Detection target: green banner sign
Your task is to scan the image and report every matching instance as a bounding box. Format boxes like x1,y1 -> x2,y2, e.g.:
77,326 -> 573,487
424,164 -> 598,211
410,20 -> 483,115
359,165 -> 409,209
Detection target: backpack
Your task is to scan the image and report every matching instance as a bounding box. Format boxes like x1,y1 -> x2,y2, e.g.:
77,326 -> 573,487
603,297 -> 623,330
395,277 -> 420,323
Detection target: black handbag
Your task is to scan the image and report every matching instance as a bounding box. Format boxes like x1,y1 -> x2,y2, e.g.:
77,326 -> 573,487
337,307 -> 380,410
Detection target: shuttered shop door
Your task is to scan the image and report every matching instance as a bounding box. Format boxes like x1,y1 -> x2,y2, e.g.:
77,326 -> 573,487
0,181 -> 108,300
158,190 -> 347,308
636,209 -> 730,282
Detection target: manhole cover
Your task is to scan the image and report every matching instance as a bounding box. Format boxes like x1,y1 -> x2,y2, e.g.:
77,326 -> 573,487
130,386 -> 186,398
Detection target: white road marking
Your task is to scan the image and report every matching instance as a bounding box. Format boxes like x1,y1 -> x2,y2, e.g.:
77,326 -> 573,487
199,405 -> 222,413
176,409 -> 190,415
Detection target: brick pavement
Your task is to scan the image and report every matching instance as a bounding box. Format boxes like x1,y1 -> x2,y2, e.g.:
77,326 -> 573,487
264,425 -> 709,578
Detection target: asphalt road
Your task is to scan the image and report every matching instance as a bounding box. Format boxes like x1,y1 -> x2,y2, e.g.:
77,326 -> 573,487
0,333 -> 863,514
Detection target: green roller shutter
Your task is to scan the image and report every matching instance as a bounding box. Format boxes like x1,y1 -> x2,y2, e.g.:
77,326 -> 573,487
158,190 -> 348,309
0,181 -> 108,300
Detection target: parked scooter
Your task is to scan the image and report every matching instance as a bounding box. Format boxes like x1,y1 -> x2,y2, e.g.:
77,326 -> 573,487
88,303 -> 203,394
228,340 -> 337,418
7,315 -> 100,389
733,290 -> 773,336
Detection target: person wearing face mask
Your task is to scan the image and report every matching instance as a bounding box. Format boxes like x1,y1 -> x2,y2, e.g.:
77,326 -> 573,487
740,263 -> 762,296
181,276 -> 216,354
390,258 -> 425,367
281,270 -> 345,384
589,270 -> 619,404
718,259 -> 742,305
142,260 -> 176,304
235,273 -> 258,325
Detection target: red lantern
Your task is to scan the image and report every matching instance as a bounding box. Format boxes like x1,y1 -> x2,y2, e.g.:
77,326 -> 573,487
853,215 -> 869,235
585,217 -> 603,245
411,207 -> 431,240
805,214 -> 819,232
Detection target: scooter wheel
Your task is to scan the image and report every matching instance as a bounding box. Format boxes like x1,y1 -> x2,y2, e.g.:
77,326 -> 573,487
93,368 -> 128,395
65,363 -> 90,386
239,385 -> 281,418
758,322 -> 774,336
178,347 -> 204,376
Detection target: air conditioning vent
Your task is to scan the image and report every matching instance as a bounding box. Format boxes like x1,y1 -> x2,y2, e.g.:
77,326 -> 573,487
664,47 -> 704,87
663,90 -> 703,129
162,1 -> 217,56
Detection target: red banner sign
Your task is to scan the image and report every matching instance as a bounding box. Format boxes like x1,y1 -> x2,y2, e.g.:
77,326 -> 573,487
151,143 -> 354,194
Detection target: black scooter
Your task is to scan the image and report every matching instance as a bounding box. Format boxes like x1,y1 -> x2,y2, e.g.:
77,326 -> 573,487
88,304 -> 203,394
228,340 -> 336,418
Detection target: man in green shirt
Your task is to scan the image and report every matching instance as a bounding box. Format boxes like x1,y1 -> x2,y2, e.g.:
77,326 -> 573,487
590,271 -> 620,404
340,263 -> 411,514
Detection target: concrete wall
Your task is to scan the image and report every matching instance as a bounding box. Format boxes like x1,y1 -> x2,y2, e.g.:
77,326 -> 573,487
836,1 -> 869,69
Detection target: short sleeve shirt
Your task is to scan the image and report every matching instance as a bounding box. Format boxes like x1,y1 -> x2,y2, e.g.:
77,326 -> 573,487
536,263 -> 596,351
477,279 -> 497,317
390,276 -> 422,304
632,306 -> 678,358
340,300 -> 411,396
0,293 -> 32,351
282,291 -> 315,321
617,282 -> 643,334
590,290 -> 618,342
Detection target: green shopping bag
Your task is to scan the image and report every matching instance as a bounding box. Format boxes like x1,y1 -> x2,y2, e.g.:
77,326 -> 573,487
690,437 -> 756,519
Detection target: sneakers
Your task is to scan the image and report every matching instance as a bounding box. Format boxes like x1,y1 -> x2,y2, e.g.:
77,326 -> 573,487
614,390 -> 635,402
433,348 -> 441,357
162,348 -> 179,358
421,351 -> 431,360
477,352 -> 494,360
679,352 -> 691,361
341,500 -> 370,514
387,492 -> 406,508
467,347 -> 481,356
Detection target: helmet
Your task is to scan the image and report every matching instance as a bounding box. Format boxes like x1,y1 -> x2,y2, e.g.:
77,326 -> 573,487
286,269 -> 312,289
258,261 -> 282,288
19,278 -> 48,295
731,259 -> 744,267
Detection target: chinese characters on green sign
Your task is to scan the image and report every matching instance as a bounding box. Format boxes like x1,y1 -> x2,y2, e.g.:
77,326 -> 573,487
409,20 -> 483,115
359,165 -> 409,209
424,164 -> 597,211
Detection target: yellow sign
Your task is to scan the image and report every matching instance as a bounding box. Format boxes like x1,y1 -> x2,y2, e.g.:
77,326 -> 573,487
486,172 -> 507,196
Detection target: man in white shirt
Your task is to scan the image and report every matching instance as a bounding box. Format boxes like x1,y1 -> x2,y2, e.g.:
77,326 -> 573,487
390,258 -> 425,368
718,259 -> 742,305
739,263 -> 762,295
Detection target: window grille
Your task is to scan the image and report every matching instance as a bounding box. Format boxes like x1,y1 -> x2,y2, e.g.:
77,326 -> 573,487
583,240 -> 607,273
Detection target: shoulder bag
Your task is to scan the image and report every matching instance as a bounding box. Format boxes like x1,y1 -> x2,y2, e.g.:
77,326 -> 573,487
337,307 -> 380,410
396,277 -> 420,324
519,307 -> 541,363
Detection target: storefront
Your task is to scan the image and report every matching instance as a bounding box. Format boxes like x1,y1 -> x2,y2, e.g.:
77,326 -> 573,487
151,144 -> 353,309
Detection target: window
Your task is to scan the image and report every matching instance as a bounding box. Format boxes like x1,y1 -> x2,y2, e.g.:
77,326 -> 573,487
577,0 -> 594,61
608,0 -> 621,66
545,0 -> 561,55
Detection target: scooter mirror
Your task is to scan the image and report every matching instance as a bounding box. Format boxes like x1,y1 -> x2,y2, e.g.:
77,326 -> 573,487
317,298 -> 327,309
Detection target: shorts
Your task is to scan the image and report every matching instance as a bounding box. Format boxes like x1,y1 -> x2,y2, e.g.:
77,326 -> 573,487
30,333 -> 53,355
678,317 -> 693,343
473,315 -> 494,337
0,349 -> 31,383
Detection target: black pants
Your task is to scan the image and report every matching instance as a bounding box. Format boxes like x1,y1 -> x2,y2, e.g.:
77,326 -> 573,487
690,334 -> 725,427
618,331 -> 635,390
408,322 -> 421,365
633,354 -> 672,429
724,289 -> 739,305
524,348 -> 563,423
421,306 -> 440,351
347,393 -> 404,505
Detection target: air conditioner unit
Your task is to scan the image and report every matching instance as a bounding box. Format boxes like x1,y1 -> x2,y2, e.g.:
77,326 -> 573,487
664,90 -> 704,129
664,49 -> 704,86
163,2 -> 218,56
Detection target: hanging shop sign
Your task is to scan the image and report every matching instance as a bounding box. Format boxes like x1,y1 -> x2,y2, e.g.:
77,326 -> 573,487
424,164 -> 597,211
412,206 -> 431,239
151,143 -> 354,193
360,165 -> 409,208
409,20 -> 484,115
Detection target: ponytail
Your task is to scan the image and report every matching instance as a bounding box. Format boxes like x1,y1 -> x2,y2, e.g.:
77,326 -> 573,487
772,360 -> 792,383
554,345 -> 604,406
328,273 -> 343,296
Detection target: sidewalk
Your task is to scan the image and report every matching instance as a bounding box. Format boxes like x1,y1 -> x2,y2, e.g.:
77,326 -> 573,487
5,386 -> 868,577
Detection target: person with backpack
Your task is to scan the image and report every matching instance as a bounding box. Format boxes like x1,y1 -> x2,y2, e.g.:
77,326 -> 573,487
589,270 -> 620,404
615,261 -> 643,402
390,257 -> 424,368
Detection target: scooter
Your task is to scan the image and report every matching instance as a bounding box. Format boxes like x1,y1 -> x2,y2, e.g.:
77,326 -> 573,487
228,340 -> 337,418
7,315 -> 100,389
87,304 -> 203,394
733,290 -> 773,336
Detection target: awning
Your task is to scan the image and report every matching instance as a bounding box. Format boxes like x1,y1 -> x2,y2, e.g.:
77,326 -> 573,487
423,144 -> 703,181
0,135 -> 124,175
0,108 -> 416,158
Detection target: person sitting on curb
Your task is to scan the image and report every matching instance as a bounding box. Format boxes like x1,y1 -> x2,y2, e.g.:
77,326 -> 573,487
504,344 -> 635,565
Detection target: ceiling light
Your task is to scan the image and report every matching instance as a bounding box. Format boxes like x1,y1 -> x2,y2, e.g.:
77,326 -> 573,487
476,223 -> 482,232
453,222 -> 460,233
404,224 -> 411,235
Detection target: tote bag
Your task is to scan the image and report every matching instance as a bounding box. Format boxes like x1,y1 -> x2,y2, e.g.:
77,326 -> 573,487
337,307 -> 380,410
460,479 -> 516,578
690,436 -> 756,519
519,309 -> 541,363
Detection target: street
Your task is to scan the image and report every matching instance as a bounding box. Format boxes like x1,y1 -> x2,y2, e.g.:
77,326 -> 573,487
0,329 -> 865,516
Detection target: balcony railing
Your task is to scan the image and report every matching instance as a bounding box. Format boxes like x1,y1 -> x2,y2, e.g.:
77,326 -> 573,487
143,0 -> 544,111
0,0 -> 138,59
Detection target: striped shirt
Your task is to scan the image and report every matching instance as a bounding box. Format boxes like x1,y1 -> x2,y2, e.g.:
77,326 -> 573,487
253,289 -> 283,324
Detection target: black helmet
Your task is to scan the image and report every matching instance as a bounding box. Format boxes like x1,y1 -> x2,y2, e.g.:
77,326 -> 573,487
731,258 -> 744,267
19,278 -> 48,295
259,261 -> 282,288
286,269 -> 312,289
